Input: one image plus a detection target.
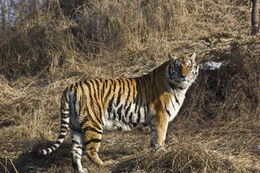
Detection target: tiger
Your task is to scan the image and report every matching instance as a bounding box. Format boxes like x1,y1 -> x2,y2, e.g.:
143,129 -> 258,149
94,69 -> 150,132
38,53 -> 199,173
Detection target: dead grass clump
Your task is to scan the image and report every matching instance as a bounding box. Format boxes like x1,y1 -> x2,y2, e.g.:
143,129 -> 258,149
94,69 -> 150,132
113,138 -> 238,173
0,0 -> 251,80
0,1 -> 77,80
179,39 -> 260,123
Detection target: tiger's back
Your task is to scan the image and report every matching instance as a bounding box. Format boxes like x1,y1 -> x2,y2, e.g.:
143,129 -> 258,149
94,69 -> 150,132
38,53 -> 199,173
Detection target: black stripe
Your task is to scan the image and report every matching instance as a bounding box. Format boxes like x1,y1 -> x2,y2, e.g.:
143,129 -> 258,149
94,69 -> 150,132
122,115 -> 127,124
170,98 -> 175,109
61,119 -> 69,125
56,140 -> 62,145
69,84 -> 74,91
131,122 -> 137,128
122,79 -> 125,94
117,105 -> 123,121
129,112 -> 133,123
96,101 -> 103,125
113,80 -> 117,93
173,91 -> 180,105
60,130 -> 67,134
137,107 -> 141,123
135,79 -> 141,112
85,139 -> 102,146
76,146 -> 83,150
105,79 -> 108,88
75,82 -> 79,89
124,79 -> 131,109
101,79 -> 106,99
61,124 -> 68,129
73,150 -> 82,156
94,80 -> 100,98
83,126 -> 103,134
166,107 -> 171,117
78,83 -> 82,116
61,113 -> 69,118
73,83 -> 78,116
89,80 -> 97,102
116,89 -> 121,107
84,81 -> 95,110
79,81 -> 84,92
142,76 -> 148,102
144,104 -> 148,122
113,112 -> 116,120
132,79 -> 136,101
104,80 -> 112,103
107,95 -> 114,114
63,88 -> 69,103
125,102 -> 131,117
178,87 -> 184,90
58,134 -> 66,139
79,81 -> 86,107
53,145 -> 59,149
72,139 -> 80,145
47,148 -> 54,153
62,105 -> 69,111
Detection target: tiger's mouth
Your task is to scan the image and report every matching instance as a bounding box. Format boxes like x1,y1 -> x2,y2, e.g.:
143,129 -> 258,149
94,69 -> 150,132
170,74 -> 189,82
169,76 -> 189,85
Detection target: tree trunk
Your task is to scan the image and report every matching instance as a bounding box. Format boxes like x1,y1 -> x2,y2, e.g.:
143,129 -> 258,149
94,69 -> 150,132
252,0 -> 260,35
0,0 -> 7,31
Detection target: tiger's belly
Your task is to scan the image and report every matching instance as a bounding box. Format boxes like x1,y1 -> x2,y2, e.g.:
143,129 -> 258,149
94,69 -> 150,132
103,103 -> 150,131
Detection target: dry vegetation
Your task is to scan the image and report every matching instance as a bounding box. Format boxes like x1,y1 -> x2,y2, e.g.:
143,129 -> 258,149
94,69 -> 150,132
0,0 -> 259,172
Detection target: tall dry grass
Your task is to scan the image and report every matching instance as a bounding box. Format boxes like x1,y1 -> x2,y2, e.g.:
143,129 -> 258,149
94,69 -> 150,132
0,0 -> 259,172
0,0 -> 251,80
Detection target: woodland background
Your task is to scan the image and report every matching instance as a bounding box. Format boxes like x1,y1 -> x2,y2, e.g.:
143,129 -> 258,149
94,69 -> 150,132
0,0 -> 259,172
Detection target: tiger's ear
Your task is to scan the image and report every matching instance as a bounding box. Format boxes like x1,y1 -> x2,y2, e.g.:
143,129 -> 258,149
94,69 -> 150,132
168,53 -> 174,61
190,53 -> 196,61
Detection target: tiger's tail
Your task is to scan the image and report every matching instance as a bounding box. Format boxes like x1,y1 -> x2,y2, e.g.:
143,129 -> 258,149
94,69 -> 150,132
38,87 -> 70,156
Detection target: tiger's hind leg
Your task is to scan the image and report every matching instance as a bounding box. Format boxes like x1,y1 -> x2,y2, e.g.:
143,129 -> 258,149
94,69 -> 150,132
83,127 -> 119,167
71,130 -> 88,173
83,126 -> 105,166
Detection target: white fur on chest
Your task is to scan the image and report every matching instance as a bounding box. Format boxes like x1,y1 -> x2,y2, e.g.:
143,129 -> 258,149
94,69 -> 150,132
167,88 -> 187,122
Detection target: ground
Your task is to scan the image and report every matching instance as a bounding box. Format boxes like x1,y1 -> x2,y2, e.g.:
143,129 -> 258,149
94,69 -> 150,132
0,0 -> 259,173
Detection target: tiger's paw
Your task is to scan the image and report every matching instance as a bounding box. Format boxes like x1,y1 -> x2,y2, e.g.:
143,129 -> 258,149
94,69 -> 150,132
78,168 -> 88,173
154,146 -> 167,156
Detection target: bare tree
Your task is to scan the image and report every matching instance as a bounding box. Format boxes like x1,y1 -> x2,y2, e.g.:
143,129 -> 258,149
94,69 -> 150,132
252,0 -> 260,35
0,0 -> 7,31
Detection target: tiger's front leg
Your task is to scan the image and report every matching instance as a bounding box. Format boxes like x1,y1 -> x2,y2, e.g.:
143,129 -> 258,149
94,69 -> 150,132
150,111 -> 168,151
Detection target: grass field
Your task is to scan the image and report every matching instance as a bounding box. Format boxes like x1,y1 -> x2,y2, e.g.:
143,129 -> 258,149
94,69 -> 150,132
0,0 -> 259,172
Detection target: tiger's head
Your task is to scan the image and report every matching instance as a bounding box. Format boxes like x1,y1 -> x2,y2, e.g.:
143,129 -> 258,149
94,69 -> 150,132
166,53 -> 199,88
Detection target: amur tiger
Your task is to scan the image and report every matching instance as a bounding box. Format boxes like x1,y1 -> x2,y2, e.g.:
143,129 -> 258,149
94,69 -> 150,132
38,53 -> 199,173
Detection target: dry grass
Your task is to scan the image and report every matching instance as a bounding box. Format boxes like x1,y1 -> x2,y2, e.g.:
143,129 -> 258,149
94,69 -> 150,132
0,0 -> 259,172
